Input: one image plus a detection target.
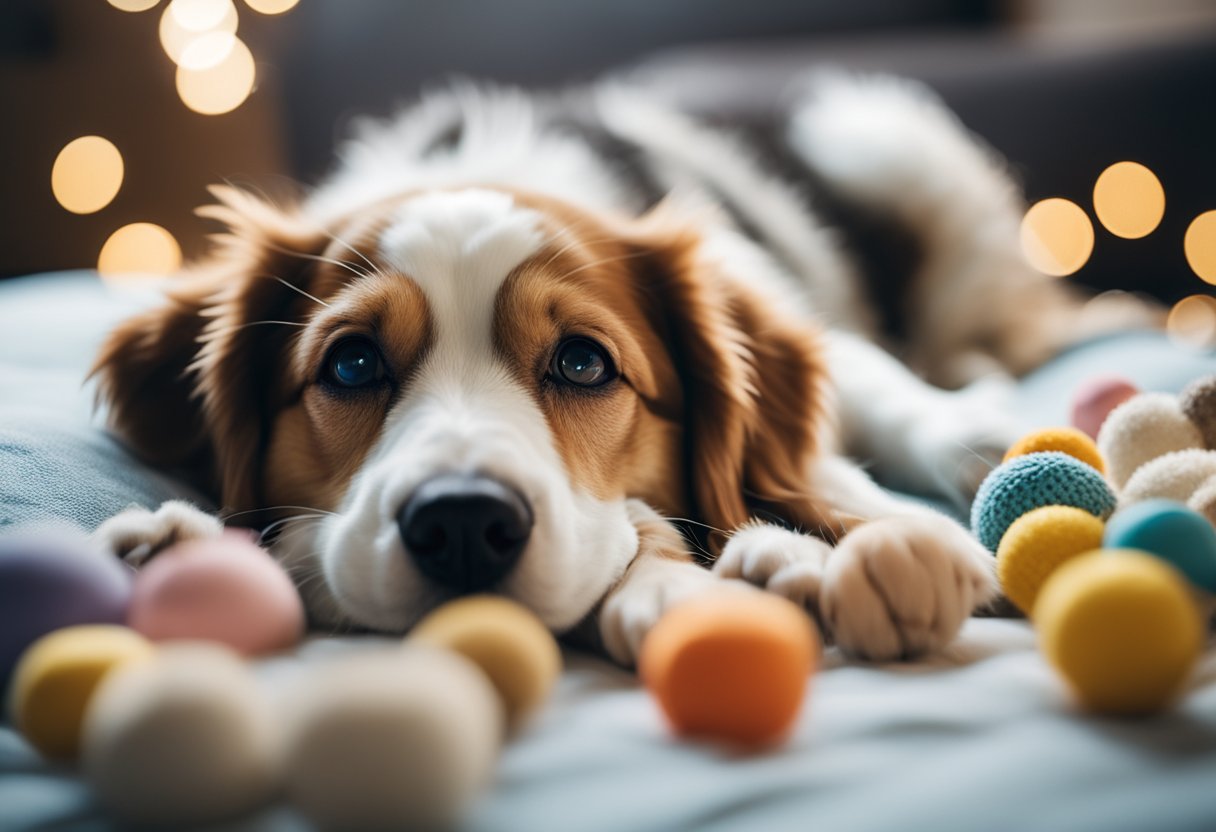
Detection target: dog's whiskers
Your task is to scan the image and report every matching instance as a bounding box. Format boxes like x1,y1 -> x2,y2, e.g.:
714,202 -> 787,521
261,240 -> 374,281
262,274 -> 332,308
555,249 -> 650,281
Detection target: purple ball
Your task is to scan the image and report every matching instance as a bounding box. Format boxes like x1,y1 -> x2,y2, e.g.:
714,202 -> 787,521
0,532 -> 134,686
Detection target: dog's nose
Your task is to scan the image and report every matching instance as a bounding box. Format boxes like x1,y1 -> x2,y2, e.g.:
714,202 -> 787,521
397,474 -> 533,592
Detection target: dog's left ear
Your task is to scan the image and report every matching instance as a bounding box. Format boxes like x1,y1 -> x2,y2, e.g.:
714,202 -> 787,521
91,186 -> 333,512
626,212 -> 840,546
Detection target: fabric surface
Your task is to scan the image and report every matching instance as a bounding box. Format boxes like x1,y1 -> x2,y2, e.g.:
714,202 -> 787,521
2,271 -> 1216,832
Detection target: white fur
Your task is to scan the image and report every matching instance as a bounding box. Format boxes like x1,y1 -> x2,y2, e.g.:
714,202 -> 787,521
311,189 -> 639,633
100,77 -> 1033,663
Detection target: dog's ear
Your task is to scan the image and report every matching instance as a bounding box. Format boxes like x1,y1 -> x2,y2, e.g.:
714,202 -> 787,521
91,186 -> 332,512
627,213 -> 840,547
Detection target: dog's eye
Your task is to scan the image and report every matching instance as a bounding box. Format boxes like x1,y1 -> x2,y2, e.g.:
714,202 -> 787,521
552,337 -> 615,388
325,338 -> 384,388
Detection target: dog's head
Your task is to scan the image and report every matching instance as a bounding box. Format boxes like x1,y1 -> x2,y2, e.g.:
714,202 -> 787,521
93,185 -> 831,633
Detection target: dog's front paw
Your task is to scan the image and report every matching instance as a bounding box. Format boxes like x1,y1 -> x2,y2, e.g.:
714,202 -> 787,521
599,559 -> 754,667
714,524 -> 832,613
90,500 -> 223,567
820,515 -> 996,661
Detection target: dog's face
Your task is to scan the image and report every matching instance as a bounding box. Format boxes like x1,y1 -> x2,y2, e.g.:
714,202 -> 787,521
94,186 -> 830,634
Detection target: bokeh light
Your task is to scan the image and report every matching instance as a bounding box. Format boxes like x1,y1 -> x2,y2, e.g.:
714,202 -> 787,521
159,0 -> 238,66
1166,295 -> 1216,350
98,223 -> 183,280
108,0 -> 162,11
244,0 -> 299,13
1185,210 -> 1216,286
170,0 -> 233,30
175,36 -> 255,114
1092,161 -> 1165,239
178,31 -> 237,71
51,136 -> 124,215
1020,198 -> 1095,277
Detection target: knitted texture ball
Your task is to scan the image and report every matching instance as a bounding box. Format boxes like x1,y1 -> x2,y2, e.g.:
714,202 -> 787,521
1121,449 -> 1216,508
1097,392 -> 1204,489
1003,427 -> 1105,474
971,452 -> 1117,552
1179,374 -> 1216,449
996,506 -> 1105,615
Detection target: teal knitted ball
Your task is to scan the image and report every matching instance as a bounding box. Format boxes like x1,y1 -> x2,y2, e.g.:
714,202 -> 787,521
971,451 -> 1116,552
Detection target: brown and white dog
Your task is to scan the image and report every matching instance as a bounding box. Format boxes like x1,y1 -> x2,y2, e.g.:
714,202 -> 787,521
88,76 -> 1154,665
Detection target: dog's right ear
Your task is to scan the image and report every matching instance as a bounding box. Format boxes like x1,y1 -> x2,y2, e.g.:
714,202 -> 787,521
90,186 -> 330,502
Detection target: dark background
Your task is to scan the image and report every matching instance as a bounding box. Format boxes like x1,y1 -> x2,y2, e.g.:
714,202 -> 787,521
1,0 -> 1213,306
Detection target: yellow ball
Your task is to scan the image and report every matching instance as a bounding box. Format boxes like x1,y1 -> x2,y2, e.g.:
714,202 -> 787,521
1034,551 -> 1203,715
997,506 -> 1106,615
9,625 -> 154,760
1004,427 -> 1106,474
410,595 -> 561,729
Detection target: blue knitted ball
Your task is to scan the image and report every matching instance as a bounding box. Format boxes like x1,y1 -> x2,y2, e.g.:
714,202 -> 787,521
971,451 -> 1117,552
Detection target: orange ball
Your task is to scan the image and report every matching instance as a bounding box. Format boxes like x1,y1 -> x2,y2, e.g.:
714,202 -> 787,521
639,591 -> 818,747
1004,427 -> 1106,474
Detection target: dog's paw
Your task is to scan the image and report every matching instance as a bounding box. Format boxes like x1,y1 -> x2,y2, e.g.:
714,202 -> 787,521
820,515 -> 996,661
90,500 -> 223,567
909,381 -> 1021,510
599,559 -> 754,667
714,524 -> 832,613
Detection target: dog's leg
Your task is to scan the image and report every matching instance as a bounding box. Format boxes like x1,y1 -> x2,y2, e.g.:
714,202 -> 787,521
826,329 -> 1021,512
598,500 -> 755,667
90,500 -> 224,567
717,456 -> 997,661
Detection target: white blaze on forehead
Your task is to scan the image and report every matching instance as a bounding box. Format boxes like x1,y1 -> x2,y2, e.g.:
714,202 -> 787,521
378,188 -> 544,350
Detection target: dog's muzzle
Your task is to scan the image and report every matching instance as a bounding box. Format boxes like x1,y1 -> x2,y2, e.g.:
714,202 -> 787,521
396,474 -> 533,593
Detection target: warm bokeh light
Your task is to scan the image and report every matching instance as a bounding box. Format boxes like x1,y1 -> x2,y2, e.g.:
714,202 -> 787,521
175,36 -> 255,114
1166,295 -> 1216,350
108,0 -> 162,11
159,0 -> 238,65
244,0 -> 299,13
178,31 -> 237,71
98,223 -> 183,279
170,0 -> 234,30
1185,210 -> 1216,286
51,136 -> 124,215
1020,198 -> 1095,277
1092,161 -> 1165,239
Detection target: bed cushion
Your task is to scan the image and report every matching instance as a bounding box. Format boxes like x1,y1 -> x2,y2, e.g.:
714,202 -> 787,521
2,271 -> 1216,832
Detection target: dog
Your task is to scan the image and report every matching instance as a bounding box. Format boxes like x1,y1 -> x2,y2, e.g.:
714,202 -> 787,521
88,75 -> 1156,665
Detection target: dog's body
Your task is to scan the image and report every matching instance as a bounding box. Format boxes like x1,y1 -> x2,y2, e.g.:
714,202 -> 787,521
90,77 -> 1155,664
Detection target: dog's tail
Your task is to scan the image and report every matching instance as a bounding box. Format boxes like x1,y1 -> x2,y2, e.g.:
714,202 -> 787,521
785,72 -> 1161,384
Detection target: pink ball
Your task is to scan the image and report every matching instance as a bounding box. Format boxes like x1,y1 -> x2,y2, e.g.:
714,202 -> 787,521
129,532 -> 304,655
1071,376 -> 1140,439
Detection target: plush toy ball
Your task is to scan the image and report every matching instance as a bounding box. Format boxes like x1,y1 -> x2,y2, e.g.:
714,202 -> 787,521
411,595 -> 561,729
0,532 -> 132,684
128,531 -> 304,655
1103,499 -> 1216,592
9,625 -> 153,760
971,452 -> 1117,553
82,643 -> 279,825
640,591 -> 818,747
283,646 -> 503,832
1071,376 -> 1139,439
1004,427 -> 1105,474
1034,551 -> 1203,715
1189,476 -> 1216,526
1120,449 -> 1216,508
996,506 -> 1105,616
1179,374 -> 1216,449
1097,392 -> 1205,489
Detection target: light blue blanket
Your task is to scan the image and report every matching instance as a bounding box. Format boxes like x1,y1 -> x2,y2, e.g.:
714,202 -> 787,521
2,272 -> 1215,832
